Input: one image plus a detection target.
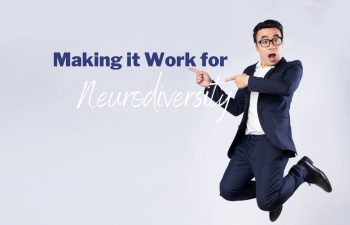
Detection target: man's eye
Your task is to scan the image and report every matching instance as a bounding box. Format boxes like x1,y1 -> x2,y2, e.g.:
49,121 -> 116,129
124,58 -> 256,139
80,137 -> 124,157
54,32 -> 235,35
261,40 -> 269,44
273,37 -> 282,43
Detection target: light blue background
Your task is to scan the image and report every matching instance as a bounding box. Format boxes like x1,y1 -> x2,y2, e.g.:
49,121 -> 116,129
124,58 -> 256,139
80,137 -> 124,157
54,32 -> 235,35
1,0 -> 349,224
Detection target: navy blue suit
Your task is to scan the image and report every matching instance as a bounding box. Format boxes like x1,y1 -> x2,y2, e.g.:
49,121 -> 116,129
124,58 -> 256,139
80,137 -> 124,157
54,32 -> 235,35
203,57 -> 307,211
204,57 -> 302,159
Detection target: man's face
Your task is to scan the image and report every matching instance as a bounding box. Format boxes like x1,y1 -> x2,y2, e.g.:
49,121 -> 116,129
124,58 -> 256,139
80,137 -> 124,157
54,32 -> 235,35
255,28 -> 283,67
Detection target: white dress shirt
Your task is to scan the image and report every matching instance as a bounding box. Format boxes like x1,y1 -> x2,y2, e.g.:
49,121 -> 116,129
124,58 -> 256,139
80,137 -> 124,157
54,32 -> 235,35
245,61 -> 275,135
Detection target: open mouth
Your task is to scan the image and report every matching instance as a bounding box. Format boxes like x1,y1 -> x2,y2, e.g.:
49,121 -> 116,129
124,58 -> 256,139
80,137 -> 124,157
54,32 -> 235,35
268,53 -> 277,61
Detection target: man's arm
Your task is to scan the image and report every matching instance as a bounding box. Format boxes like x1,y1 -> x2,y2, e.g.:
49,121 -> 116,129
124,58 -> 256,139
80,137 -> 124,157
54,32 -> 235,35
188,67 -> 245,116
247,61 -> 303,96
204,80 -> 245,116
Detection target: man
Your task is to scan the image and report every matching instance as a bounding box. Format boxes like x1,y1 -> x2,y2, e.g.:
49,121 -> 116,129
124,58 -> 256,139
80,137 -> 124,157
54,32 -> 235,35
189,19 -> 332,222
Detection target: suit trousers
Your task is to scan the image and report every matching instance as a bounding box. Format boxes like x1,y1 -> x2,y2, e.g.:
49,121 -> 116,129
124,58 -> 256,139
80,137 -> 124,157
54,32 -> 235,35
219,134 -> 307,211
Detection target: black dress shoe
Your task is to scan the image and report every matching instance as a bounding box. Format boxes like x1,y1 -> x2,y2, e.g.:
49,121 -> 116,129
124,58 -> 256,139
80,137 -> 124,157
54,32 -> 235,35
269,205 -> 283,222
297,156 -> 332,192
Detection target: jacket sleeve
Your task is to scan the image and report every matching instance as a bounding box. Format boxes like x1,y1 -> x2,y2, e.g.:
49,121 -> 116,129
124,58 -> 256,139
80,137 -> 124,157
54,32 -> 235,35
247,60 -> 303,96
204,80 -> 245,116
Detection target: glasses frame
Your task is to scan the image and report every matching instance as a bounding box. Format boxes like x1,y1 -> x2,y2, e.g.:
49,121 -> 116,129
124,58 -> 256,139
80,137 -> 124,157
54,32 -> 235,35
258,36 -> 283,47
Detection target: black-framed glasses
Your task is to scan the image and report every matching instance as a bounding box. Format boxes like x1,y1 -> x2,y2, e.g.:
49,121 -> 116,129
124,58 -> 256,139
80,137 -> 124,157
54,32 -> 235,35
258,36 -> 283,47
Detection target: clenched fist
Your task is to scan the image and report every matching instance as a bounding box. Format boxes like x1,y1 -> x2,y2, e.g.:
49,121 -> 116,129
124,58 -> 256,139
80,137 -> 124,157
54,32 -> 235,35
188,68 -> 212,88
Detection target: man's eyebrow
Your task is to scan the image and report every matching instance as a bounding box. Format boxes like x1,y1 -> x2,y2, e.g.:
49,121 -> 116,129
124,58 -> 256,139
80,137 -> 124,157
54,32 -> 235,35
260,34 -> 281,40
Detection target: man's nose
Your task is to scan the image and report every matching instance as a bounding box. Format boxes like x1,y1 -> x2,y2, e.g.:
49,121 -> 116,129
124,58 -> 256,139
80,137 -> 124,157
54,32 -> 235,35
268,44 -> 276,51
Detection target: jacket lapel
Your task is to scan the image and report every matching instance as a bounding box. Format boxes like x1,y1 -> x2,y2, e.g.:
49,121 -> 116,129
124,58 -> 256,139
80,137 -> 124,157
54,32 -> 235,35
264,57 -> 287,79
242,57 -> 287,116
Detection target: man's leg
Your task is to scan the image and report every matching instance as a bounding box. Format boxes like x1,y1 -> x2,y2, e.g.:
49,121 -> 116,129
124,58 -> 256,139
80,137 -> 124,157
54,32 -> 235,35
219,137 -> 256,201
248,136 -> 307,211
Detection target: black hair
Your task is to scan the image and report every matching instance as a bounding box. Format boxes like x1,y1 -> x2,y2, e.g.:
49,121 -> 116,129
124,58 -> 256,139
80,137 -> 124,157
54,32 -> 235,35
253,20 -> 283,43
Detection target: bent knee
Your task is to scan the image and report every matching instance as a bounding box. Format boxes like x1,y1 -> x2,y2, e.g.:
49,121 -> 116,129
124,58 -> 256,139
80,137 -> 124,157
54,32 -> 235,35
220,191 -> 242,201
219,185 -> 241,201
257,198 -> 279,211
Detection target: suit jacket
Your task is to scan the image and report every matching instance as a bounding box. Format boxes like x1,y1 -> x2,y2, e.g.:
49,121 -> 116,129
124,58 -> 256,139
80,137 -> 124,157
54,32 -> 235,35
204,57 -> 303,159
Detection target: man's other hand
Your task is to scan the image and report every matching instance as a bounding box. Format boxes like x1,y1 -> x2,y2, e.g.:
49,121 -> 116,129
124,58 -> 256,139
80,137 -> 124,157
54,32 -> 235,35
188,68 -> 212,88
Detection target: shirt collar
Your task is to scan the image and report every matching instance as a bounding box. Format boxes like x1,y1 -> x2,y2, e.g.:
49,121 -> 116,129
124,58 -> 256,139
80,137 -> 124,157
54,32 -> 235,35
256,61 -> 275,69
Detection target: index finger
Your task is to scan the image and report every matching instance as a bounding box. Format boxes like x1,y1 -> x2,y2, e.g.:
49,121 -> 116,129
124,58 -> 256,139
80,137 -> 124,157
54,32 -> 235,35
188,68 -> 201,74
224,75 -> 236,82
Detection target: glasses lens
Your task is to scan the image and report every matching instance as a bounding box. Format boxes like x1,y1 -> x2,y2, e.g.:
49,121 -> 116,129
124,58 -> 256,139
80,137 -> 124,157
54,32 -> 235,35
260,39 -> 270,47
272,37 -> 282,46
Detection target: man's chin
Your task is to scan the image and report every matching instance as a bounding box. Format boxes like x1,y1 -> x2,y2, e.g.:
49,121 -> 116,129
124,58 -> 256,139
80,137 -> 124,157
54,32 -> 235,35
268,57 -> 280,66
